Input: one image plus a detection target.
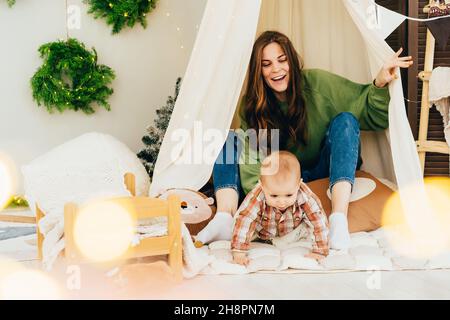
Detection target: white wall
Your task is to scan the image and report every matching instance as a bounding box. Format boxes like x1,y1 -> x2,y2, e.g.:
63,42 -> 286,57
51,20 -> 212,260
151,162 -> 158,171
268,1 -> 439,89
0,0 -> 206,193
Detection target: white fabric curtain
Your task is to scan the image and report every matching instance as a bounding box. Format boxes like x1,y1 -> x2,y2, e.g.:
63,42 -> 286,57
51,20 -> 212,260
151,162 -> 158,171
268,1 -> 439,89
150,0 -> 429,235
149,0 -> 262,195
344,0 -> 434,236
258,0 -> 370,83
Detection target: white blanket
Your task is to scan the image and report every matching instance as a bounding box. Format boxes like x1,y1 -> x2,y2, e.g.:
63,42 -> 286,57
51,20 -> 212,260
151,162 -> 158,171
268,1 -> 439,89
22,132 -> 150,270
181,225 -> 450,277
429,67 -> 450,148
136,220 -> 450,277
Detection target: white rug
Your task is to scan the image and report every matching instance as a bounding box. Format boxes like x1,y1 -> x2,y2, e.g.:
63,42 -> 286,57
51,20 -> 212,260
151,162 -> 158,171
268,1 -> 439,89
2,218 -> 449,276
0,220 -> 37,262
196,227 -> 450,275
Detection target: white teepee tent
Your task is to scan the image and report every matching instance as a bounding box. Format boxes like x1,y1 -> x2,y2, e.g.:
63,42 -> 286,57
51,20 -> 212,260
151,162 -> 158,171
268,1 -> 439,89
150,0 -> 432,234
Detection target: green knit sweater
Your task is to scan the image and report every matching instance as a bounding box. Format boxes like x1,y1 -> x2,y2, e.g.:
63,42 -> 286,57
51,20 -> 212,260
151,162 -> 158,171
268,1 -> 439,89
238,68 -> 391,194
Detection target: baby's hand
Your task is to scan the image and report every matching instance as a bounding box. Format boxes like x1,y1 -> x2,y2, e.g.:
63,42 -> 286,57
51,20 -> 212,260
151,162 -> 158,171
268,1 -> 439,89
304,252 -> 326,261
232,251 -> 249,266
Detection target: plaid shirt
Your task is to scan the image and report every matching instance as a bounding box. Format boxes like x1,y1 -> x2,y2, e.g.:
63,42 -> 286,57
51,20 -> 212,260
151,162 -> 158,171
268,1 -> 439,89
231,181 -> 329,256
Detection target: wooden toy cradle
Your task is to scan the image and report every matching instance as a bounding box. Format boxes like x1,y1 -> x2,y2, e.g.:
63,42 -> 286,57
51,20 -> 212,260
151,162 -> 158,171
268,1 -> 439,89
35,173 -> 183,281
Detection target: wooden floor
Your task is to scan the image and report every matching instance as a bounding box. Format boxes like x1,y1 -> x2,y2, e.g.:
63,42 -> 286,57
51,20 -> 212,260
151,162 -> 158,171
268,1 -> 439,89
9,258 -> 450,299
15,258 -> 450,300
160,271 -> 450,300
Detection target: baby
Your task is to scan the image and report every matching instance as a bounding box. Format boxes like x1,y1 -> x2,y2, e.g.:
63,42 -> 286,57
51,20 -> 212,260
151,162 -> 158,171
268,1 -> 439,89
231,151 -> 329,266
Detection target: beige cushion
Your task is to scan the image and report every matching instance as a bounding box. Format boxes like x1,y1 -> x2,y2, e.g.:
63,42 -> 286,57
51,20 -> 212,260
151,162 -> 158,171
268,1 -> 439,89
326,177 -> 376,202
306,171 -> 395,233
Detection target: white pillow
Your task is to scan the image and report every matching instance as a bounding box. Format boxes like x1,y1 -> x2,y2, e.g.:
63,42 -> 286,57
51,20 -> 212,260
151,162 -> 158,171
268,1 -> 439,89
368,228 -> 390,240
382,247 -> 401,259
280,247 -> 323,270
392,256 -> 428,270
249,242 -> 274,250
350,245 -> 384,256
350,231 -> 372,239
320,254 -> 356,270
426,252 -> 450,269
243,244 -> 281,272
376,238 -> 392,249
355,254 -> 393,270
208,259 -> 248,275
281,246 -> 310,257
247,256 -> 281,272
248,246 -> 280,260
209,240 -> 231,250
350,236 -> 379,248
210,248 -> 233,262
271,223 -> 312,250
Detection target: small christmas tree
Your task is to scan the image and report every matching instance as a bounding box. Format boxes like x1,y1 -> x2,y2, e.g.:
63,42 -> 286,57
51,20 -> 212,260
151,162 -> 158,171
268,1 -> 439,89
137,77 -> 182,179
5,196 -> 29,209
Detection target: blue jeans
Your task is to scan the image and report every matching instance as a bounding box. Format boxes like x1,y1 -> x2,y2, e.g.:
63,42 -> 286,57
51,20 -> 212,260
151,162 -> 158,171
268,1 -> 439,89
212,130 -> 246,202
301,112 -> 362,191
212,112 -> 362,200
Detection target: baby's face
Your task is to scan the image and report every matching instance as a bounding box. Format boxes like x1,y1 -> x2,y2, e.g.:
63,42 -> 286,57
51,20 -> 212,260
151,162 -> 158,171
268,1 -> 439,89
261,177 -> 300,211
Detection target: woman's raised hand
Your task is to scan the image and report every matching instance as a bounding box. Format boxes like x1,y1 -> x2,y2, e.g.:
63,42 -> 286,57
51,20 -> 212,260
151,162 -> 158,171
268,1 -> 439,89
374,47 -> 414,88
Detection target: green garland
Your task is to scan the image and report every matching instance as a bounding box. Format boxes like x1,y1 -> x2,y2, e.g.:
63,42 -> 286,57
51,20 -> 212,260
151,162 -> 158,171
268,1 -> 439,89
84,0 -> 158,34
31,38 -> 115,114
6,0 -> 15,7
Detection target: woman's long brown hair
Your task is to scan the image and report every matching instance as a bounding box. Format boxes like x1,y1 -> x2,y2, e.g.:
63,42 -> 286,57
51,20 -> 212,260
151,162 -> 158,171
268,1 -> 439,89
243,31 -> 307,150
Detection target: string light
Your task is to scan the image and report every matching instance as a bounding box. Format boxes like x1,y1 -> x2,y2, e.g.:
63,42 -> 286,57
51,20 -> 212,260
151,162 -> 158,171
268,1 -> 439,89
164,6 -> 195,51
403,98 -> 435,105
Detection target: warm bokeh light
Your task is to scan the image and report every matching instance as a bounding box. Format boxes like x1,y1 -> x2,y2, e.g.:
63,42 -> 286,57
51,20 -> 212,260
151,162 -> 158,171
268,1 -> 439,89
0,269 -> 61,300
382,177 -> 450,259
0,256 -> 25,280
0,160 -> 13,210
74,200 -> 135,263
0,257 -> 60,300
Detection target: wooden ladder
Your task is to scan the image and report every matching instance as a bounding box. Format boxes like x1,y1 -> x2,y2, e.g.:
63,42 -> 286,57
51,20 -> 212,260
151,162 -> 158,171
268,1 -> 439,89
417,0 -> 450,173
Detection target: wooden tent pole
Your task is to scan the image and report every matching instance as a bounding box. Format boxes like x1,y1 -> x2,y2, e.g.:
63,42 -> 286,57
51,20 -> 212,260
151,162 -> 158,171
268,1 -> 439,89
417,0 -> 450,174
417,0 -> 436,173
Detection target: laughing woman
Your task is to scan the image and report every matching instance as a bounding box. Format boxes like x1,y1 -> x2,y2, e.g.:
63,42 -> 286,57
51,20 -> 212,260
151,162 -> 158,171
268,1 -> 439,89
196,31 -> 413,249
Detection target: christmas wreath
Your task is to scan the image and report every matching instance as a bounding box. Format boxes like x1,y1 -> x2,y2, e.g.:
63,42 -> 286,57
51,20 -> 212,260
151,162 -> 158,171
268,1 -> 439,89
6,0 -> 15,7
84,0 -> 158,34
30,38 -> 115,114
